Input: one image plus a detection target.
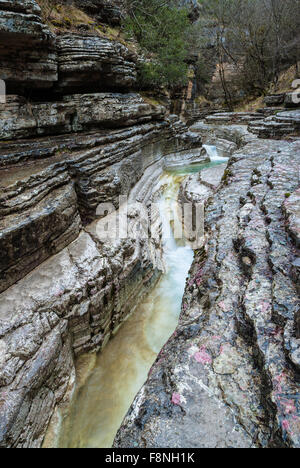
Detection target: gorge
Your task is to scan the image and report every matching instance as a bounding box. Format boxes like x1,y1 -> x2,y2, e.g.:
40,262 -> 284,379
0,0 -> 299,450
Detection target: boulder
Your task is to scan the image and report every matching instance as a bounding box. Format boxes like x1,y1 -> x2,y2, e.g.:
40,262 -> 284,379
285,91 -> 300,108
264,94 -> 286,107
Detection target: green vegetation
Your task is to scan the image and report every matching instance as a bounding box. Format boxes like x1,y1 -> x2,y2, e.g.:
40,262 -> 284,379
123,0 -> 192,89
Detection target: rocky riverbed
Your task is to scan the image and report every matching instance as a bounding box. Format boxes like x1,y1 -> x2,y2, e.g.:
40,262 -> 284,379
0,0 -> 299,450
0,0 -> 206,448
114,125 -> 300,449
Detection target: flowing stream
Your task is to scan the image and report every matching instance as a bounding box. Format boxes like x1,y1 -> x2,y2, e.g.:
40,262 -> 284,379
58,152 -> 226,449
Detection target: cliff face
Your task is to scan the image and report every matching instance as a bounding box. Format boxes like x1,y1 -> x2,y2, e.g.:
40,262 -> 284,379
64,0 -> 125,25
114,123 -> 300,449
0,0 -> 57,92
0,0 -> 204,448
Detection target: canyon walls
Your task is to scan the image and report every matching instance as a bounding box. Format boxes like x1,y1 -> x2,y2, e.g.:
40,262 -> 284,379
114,123 -> 300,448
0,0 -> 204,447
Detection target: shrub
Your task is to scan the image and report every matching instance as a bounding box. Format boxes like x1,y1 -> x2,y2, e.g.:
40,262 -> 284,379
123,0 -> 192,89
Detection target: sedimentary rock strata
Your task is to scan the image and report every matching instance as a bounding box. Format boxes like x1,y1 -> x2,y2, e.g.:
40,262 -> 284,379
0,113 -> 201,284
0,97 -> 202,446
248,110 -> 300,139
205,112 -> 264,125
264,92 -> 300,109
0,1 -> 137,95
56,34 -> 137,92
0,0 -> 57,92
0,93 -> 165,140
114,129 -> 300,448
0,227 -> 160,447
284,189 -> 300,249
264,94 -> 286,107
0,0 -> 206,448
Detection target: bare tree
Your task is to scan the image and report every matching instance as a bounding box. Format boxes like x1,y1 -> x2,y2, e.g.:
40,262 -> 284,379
199,0 -> 300,100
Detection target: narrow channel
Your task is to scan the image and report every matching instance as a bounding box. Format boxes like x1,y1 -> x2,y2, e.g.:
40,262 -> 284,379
58,150 -> 227,449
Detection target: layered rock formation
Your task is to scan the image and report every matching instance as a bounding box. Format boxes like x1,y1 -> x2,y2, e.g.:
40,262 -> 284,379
0,0 -> 299,450
0,0 -> 57,92
0,0 -> 204,448
0,93 -> 165,140
61,0 -> 200,26
56,34 -> 137,92
265,92 -> 300,109
193,110 -> 300,140
248,110 -> 300,139
114,126 -> 300,448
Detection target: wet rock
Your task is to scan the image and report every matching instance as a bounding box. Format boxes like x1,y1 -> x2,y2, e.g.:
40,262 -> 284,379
284,188 -> 300,248
190,120 -> 256,147
200,164 -> 227,187
0,112 -> 198,291
0,102 -> 202,446
0,218 -> 160,448
175,0 -> 200,21
285,92 -> 300,109
276,110 -> 300,129
0,176 -> 81,293
114,129 -> 300,449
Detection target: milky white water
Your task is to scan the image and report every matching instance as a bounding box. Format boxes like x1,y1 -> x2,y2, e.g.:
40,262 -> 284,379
58,155 -> 224,449
203,144 -> 229,162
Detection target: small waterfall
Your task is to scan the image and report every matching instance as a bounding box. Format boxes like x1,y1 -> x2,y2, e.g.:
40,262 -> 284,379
57,158 -> 223,449
203,144 -> 229,162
